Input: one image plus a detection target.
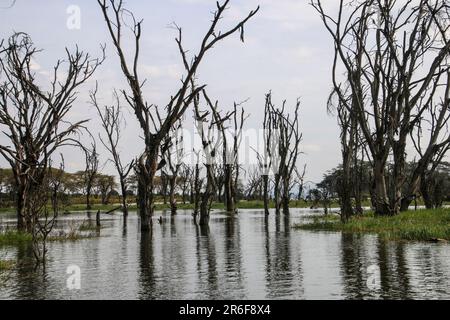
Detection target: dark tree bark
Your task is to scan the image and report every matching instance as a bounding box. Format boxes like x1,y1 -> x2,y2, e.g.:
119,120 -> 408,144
97,0 -> 258,231
83,142 -> 99,211
162,119 -> 184,215
312,0 -> 450,216
261,92 -> 302,216
91,89 -> 134,216
0,33 -> 103,231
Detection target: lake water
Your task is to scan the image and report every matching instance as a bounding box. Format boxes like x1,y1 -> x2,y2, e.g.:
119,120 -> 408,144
1,208 -> 450,300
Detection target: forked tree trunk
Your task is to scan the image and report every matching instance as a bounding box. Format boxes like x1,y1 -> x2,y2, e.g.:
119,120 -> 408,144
136,148 -> 159,232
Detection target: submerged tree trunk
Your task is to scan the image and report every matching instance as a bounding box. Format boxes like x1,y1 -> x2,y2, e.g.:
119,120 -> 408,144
274,174 -> 281,215
169,175 -> 177,215
224,164 -> 235,213
192,163 -> 201,223
16,183 -> 27,232
136,148 -> 159,232
282,176 -> 290,215
263,175 -> 269,215
199,164 -> 214,226
120,179 -> 129,217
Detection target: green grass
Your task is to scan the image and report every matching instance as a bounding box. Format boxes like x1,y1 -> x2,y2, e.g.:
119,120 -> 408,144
154,200 -> 316,211
294,208 -> 450,241
0,230 -> 32,245
0,259 -> 15,271
0,223 -> 99,245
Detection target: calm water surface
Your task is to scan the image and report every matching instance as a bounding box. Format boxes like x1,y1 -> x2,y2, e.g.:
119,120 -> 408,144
1,208 -> 450,299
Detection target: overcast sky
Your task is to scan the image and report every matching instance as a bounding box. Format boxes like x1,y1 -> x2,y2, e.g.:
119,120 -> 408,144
0,0 -> 348,183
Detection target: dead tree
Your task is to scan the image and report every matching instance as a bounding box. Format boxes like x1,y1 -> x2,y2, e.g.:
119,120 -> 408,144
231,102 -> 247,209
194,90 -> 232,225
179,164 -> 192,204
91,88 -> 134,216
210,100 -> 246,212
278,100 -> 302,215
294,164 -> 307,201
245,164 -> 263,200
97,0 -> 259,231
31,158 -> 65,264
83,142 -> 99,211
162,119 -> 184,215
401,71 -> 450,210
255,93 -> 279,215
328,88 -> 356,222
191,149 -> 203,222
0,33 -> 103,231
312,0 -> 450,215
262,92 -> 302,215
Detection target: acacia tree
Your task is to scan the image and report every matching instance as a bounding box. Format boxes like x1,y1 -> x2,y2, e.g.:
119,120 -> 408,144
95,174 -> 116,205
0,33 -> 103,231
83,142 -> 99,210
312,0 -> 450,215
91,89 -> 134,215
97,0 -> 259,231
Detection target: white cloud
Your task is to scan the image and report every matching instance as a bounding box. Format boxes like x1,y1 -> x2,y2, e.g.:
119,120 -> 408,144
141,64 -> 182,80
30,58 -> 41,71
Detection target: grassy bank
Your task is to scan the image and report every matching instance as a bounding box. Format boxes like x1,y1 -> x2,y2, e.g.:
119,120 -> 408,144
2,199 -> 449,214
0,230 -> 32,246
0,200 -> 312,214
0,222 -> 100,246
295,208 -> 450,241
0,259 -> 15,271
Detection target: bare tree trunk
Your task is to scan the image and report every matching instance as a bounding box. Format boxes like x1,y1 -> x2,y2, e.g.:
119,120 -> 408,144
98,0 -> 258,233
274,174 -> 281,215
16,183 -> 26,231
199,164 -> 214,226
120,179 -> 129,217
373,159 -> 391,216
263,175 -> 269,215
136,148 -> 158,232
224,164 -> 235,212
169,175 -> 177,215
282,177 -> 290,215
193,163 -> 201,223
